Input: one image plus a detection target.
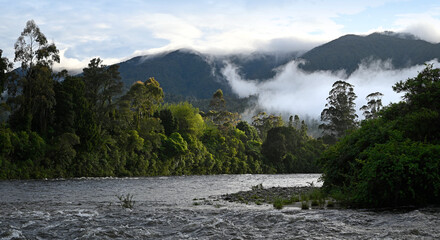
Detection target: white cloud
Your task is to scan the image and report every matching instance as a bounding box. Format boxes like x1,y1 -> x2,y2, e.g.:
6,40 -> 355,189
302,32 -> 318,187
222,59 -> 440,119
53,48 -> 121,74
2,0 -> 438,71
391,7 -> 440,43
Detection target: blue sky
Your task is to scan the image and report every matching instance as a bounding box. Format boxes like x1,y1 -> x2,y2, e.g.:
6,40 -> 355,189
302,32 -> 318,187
1,0 -> 440,70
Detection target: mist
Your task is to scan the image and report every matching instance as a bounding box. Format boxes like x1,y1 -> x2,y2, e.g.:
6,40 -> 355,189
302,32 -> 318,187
221,58 -> 440,120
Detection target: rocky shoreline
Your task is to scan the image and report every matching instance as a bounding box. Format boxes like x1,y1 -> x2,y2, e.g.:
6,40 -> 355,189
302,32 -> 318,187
220,185 -> 318,205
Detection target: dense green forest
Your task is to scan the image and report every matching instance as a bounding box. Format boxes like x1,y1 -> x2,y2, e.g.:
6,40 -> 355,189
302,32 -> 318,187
0,20 -> 324,179
320,64 -> 440,208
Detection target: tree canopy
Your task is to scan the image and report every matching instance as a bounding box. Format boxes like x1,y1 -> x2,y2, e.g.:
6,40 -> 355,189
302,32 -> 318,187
320,64 -> 440,208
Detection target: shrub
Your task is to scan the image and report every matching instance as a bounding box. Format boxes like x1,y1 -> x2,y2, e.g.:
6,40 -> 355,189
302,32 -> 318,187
117,193 -> 135,209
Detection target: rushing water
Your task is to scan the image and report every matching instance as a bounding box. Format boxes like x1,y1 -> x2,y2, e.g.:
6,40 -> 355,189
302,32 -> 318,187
1,174 -> 439,239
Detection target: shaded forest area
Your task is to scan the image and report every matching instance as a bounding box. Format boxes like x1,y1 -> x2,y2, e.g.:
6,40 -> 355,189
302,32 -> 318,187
0,21 -> 323,179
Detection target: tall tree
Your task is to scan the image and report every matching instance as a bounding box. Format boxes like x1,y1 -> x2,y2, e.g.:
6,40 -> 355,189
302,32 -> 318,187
83,58 -> 123,118
320,80 -> 357,144
14,20 -> 60,70
9,20 -> 59,133
206,89 -> 240,127
0,50 -> 13,120
360,92 -> 383,120
252,112 -> 284,141
0,49 -> 12,95
119,77 -> 163,130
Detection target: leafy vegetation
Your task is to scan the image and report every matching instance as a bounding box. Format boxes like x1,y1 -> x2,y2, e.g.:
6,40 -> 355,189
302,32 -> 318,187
0,20 -> 323,179
320,64 -> 440,208
117,193 -> 135,209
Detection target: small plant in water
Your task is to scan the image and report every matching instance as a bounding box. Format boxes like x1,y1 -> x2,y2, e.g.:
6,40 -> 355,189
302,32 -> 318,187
273,198 -> 284,209
327,200 -> 335,208
251,183 -> 264,191
290,195 -> 300,203
117,193 -> 135,209
301,201 -> 309,210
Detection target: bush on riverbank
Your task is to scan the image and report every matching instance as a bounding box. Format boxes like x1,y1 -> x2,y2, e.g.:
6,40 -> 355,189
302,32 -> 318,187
320,65 -> 440,208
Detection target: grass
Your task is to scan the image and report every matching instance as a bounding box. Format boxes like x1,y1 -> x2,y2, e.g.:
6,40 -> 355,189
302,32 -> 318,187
301,201 -> 309,210
273,198 -> 284,209
116,193 -> 135,209
270,188 -> 339,210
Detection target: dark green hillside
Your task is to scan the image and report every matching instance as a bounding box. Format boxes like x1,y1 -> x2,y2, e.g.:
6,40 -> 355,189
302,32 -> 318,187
300,32 -> 440,74
117,50 -> 232,99
223,52 -> 298,80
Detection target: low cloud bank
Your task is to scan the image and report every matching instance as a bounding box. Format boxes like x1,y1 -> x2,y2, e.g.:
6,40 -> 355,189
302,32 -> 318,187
222,59 -> 440,120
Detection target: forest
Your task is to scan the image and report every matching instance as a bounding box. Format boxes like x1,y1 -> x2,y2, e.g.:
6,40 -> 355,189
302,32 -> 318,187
2,20 -> 440,208
0,21 -> 324,179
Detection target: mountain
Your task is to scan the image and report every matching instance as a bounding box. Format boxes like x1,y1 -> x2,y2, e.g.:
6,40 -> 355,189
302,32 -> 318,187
117,49 -> 230,99
117,49 -> 298,99
113,32 -> 440,103
299,32 -> 440,74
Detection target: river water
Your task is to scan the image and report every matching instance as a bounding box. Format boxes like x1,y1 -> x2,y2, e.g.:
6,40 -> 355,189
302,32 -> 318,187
1,174 -> 439,239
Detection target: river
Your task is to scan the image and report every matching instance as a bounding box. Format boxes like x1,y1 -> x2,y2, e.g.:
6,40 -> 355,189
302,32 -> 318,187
1,174 -> 439,239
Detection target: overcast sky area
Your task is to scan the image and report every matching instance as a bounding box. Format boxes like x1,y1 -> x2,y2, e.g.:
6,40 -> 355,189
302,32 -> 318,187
1,0 -> 440,70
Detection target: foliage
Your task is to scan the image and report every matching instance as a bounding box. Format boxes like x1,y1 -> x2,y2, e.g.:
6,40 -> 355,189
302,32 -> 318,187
360,92 -> 383,120
117,193 -> 135,209
252,112 -> 284,141
320,64 -> 440,208
0,20 -> 326,179
83,58 -> 123,121
320,80 -> 358,144
6,20 -> 60,136
14,20 -> 60,70
261,115 -> 325,173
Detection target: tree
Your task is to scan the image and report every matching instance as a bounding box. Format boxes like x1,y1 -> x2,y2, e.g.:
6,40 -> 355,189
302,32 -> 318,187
14,20 -> 59,70
0,50 -> 13,95
393,64 -> 440,112
8,20 -> 59,134
360,92 -> 383,120
206,89 -> 240,127
156,108 -> 178,136
119,77 -> 164,130
252,112 -> 284,141
320,80 -> 357,144
83,58 -> 123,118
209,89 -> 226,112
261,125 -> 323,173
0,50 -> 13,121
236,121 -> 260,141
319,65 -> 440,208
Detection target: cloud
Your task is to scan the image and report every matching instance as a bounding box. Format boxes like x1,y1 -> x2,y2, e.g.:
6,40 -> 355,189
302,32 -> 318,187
222,58 -> 440,119
1,0 -> 438,71
53,48 -> 121,74
393,8 -> 440,43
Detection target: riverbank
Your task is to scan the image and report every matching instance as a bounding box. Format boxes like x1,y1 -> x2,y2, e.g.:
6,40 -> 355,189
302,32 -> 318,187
221,185 -> 315,204
217,184 -> 338,210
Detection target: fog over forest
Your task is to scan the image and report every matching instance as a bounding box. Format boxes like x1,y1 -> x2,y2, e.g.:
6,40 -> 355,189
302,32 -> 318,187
222,58 -> 440,119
